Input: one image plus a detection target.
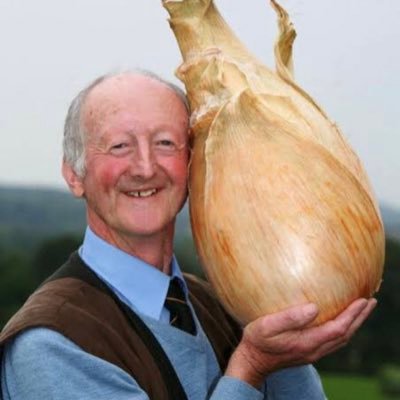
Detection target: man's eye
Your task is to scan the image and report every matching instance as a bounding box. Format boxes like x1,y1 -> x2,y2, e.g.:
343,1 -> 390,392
112,143 -> 127,149
157,140 -> 175,147
109,143 -> 130,155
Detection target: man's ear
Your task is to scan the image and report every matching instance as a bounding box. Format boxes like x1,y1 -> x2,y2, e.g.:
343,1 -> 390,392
62,160 -> 85,198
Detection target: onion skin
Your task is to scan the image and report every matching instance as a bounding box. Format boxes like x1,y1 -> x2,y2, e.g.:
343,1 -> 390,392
163,0 -> 385,325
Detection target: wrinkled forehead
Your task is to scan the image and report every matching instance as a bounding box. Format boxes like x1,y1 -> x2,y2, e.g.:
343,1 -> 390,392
81,73 -> 189,137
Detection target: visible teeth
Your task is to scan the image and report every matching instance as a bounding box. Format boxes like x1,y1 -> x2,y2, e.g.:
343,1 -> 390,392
128,189 -> 157,198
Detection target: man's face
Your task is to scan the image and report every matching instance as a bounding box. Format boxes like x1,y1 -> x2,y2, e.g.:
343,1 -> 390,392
65,74 -> 189,245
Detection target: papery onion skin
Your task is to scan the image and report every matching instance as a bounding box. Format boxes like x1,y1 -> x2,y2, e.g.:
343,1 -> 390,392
162,0 -> 385,325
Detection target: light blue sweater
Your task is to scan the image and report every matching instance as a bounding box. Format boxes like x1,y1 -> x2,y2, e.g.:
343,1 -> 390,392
1,227 -> 326,399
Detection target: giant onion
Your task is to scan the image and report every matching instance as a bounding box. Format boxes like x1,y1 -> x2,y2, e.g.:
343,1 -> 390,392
162,0 -> 385,325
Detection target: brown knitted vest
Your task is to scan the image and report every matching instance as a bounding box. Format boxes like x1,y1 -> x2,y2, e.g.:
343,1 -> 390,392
0,252 -> 242,400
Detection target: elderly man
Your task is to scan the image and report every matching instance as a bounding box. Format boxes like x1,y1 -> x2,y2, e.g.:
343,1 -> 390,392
0,71 -> 376,399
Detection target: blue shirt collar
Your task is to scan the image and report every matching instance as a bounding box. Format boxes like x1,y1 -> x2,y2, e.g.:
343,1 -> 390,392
79,227 -> 187,321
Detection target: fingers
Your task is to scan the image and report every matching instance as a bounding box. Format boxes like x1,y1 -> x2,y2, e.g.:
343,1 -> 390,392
347,298 -> 377,336
335,298 -> 377,345
333,298 -> 371,329
327,297 -> 376,339
299,298 -> 378,362
303,298 -> 369,345
247,297 -> 372,349
230,297 -> 377,383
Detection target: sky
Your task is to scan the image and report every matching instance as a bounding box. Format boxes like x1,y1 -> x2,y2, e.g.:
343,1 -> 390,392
0,0 -> 399,209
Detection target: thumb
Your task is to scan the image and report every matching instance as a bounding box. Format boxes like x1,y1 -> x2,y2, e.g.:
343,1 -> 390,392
251,303 -> 319,337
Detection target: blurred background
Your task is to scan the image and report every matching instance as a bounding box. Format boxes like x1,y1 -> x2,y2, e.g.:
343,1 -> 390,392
0,1 -> 399,398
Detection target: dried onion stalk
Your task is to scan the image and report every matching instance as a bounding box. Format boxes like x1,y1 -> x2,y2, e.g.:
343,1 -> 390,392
162,0 -> 385,325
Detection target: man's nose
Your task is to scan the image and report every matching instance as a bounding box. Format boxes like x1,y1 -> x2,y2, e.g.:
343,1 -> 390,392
130,144 -> 157,179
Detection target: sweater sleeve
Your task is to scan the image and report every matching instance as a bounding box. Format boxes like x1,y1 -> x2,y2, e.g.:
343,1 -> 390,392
208,365 -> 326,400
1,327 -> 149,400
265,365 -> 327,400
210,376 -> 264,399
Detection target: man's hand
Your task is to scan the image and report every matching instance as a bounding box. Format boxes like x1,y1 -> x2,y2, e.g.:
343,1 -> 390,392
225,298 -> 377,388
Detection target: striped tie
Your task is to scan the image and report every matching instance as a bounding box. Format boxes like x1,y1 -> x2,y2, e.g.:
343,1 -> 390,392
165,277 -> 196,335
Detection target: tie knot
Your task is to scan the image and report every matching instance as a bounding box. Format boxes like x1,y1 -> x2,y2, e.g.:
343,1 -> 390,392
165,277 -> 196,335
166,277 -> 187,303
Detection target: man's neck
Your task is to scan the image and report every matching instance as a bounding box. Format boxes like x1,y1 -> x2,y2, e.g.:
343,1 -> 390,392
88,224 -> 175,275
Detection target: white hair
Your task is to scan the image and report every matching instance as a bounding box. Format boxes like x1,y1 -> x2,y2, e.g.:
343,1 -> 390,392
62,69 -> 189,177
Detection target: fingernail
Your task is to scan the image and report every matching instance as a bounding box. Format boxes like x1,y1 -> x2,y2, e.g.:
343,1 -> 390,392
303,303 -> 318,318
360,298 -> 369,308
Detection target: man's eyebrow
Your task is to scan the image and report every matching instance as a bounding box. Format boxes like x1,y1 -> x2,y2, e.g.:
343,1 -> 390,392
98,128 -> 136,141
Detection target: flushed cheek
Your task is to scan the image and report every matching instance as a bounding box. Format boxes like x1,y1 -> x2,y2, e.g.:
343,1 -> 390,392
166,156 -> 189,186
90,159 -> 128,193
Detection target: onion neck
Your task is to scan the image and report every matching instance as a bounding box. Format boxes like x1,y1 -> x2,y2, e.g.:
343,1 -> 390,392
163,0 -> 255,65
163,0 -> 262,136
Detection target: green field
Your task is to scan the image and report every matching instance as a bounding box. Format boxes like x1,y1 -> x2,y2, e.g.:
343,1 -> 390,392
321,374 -> 394,400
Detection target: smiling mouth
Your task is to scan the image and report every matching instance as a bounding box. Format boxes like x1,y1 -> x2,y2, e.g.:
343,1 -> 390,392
126,189 -> 158,198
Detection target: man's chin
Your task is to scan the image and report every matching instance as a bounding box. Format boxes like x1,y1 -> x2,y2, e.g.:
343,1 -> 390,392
121,220 -> 175,239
